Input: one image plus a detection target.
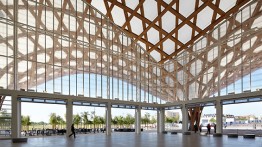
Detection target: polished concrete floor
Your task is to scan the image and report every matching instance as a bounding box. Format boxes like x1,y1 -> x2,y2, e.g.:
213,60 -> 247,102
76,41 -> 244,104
1,132 -> 262,147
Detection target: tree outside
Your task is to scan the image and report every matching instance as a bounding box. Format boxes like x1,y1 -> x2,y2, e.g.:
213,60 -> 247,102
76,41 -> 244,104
49,113 -> 58,129
165,115 -> 179,123
124,114 -> 135,128
81,111 -> 90,128
210,118 -> 216,124
73,114 -> 82,128
142,113 -> 150,129
21,115 -> 31,131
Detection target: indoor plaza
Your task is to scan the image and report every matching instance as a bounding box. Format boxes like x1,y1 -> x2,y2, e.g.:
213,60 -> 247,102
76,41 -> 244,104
0,0 -> 262,146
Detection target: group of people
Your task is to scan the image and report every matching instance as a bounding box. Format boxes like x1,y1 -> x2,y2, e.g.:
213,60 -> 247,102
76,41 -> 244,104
194,123 -> 216,134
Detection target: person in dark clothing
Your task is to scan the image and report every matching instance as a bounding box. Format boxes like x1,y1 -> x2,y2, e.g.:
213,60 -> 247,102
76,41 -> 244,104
214,124 -> 216,133
194,124 -> 198,133
207,124 -> 211,135
69,124 -> 76,138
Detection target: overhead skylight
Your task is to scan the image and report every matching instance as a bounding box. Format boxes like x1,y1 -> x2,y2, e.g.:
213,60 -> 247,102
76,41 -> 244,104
147,28 -> 159,44
163,39 -> 175,55
179,0 -> 195,17
196,6 -> 213,29
150,50 -> 161,62
162,11 -> 176,33
125,0 -> 139,10
163,0 -> 172,5
111,6 -> 126,26
130,16 -> 143,35
143,0 -> 158,21
178,24 -> 192,43
219,0 -> 237,12
91,0 -> 107,14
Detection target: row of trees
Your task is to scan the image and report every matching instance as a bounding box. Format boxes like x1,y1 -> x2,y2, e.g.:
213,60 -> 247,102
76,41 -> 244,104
19,112 -> 180,131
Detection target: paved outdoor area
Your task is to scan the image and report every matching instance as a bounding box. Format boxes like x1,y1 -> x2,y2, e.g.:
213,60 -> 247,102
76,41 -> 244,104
0,132 -> 262,147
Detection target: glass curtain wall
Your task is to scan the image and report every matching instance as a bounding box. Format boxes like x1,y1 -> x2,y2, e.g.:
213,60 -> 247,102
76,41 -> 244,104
0,0 -> 167,103
165,0 -> 262,101
2,0 -> 261,104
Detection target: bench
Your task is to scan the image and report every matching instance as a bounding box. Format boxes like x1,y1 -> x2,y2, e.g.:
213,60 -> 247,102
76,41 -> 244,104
200,132 -> 207,136
213,133 -> 222,137
0,130 -> 10,136
227,133 -> 238,138
12,138 -> 28,143
183,131 -> 191,135
170,131 -> 177,134
243,134 -> 255,139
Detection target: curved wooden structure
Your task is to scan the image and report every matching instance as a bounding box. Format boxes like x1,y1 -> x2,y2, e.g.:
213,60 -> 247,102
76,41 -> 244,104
0,0 -> 261,105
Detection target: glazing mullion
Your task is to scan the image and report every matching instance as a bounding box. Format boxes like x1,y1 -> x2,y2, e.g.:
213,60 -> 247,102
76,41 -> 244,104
13,0 -> 18,90
111,25 -> 114,100
68,2 -> 71,95
160,65 -> 162,104
240,10 -> 244,92
131,44 -> 133,101
88,6 -> 91,98
248,6 -> 252,91
106,20 -> 110,100
155,63 -> 157,102
75,0 -> 78,96
121,34 -> 124,100
26,0 -> 29,90
44,1 -> 47,92
100,15 -> 102,98
248,5 -> 252,92
139,47 -> 141,102
82,1 -> 85,96
35,1 -> 38,91
232,14 -> 236,93
95,11 -> 97,98
6,6 -> 9,89
217,26 -> 221,96
135,46 -> 138,102
117,33 -> 119,99
144,57 -> 146,102
60,0 -> 63,94
225,20 -> 228,95
127,39 -> 129,101
52,0 -> 55,94
148,56 -> 149,103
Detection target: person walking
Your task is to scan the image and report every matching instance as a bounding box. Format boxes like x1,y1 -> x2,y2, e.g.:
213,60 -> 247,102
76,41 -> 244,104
199,124 -> 202,132
194,124 -> 198,133
69,124 -> 76,138
207,123 -> 211,135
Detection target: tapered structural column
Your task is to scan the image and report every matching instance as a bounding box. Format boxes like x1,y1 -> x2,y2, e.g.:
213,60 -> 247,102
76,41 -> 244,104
106,102 -> 112,135
182,104 -> 188,132
135,106 -> 141,134
157,108 -> 165,133
216,100 -> 223,133
11,94 -> 21,138
66,99 -> 73,136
